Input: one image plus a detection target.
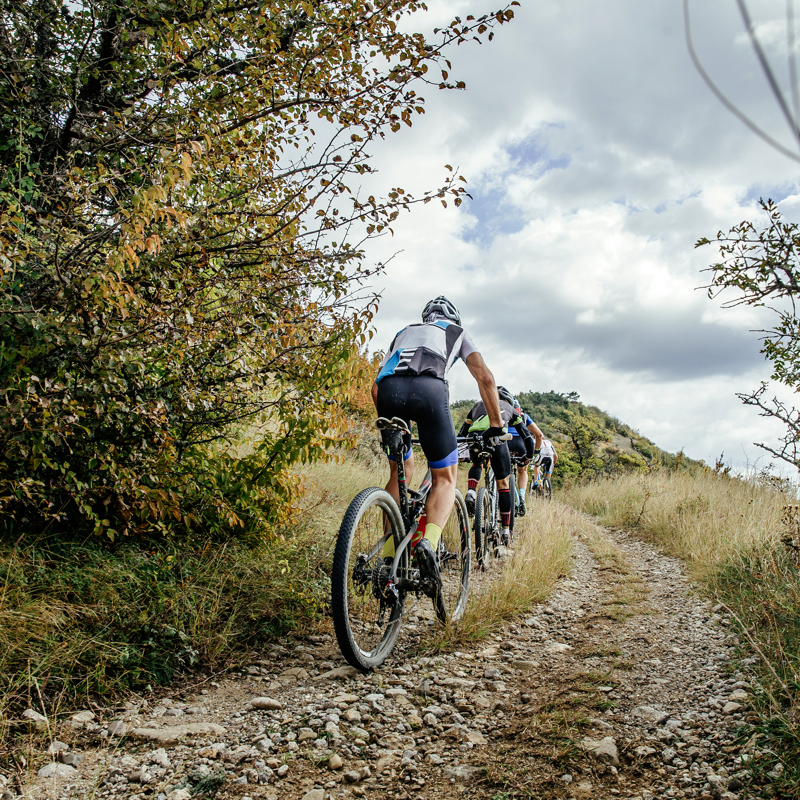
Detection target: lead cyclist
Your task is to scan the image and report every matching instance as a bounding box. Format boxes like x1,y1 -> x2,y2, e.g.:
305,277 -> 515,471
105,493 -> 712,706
370,296 -> 507,598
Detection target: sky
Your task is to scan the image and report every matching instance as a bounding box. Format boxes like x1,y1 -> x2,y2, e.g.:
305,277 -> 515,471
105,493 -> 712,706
357,0 -> 800,472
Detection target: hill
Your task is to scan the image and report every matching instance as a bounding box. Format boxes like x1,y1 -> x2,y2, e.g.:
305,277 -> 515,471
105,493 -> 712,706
451,390 -> 702,485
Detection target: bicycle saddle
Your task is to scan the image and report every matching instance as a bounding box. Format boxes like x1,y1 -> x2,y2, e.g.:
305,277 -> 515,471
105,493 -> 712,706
376,416 -> 411,434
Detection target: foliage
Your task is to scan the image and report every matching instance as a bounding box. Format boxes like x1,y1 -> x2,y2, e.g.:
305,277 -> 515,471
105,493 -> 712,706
0,524 -> 332,721
698,199 -> 800,470
0,0 -> 518,542
453,390 -> 697,485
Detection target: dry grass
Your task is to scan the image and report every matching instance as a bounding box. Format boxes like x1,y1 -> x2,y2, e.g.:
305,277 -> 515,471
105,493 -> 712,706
447,502 -> 577,643
561,469 -> 787,580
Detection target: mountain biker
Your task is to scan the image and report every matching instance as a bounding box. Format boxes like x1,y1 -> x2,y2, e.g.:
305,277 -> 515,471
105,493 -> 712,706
459,386 -> 534,545
533,437 -> 558,490
371,296 -> 506,594
506,400 -> 543,516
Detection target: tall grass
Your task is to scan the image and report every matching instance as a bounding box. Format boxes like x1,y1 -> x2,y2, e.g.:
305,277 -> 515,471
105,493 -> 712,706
562,469 -> 786,580
562,469 -> 800,796
449,503 -> 577,643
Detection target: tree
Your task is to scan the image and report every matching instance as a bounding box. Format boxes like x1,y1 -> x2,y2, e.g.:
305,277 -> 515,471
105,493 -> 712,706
0,0 -> 518,541
699,199 -> 800,470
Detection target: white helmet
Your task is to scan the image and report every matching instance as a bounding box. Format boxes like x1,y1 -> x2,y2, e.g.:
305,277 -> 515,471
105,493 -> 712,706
422,296 -> 461,326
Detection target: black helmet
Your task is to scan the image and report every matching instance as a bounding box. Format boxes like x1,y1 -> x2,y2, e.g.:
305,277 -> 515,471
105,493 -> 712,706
497,385 -> 516,406
422,296 -> 461,326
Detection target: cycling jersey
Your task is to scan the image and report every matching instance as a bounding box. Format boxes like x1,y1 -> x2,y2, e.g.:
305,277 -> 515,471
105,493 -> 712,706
461,399 -> 534,461
376,321 -> 477,384
540,439 -> 556,459
509,413 -> 533,437
462,398 -> 523,433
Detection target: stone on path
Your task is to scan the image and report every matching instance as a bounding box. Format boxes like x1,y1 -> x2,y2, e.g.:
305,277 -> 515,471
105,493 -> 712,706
248,697 -> 282,710
581,736 -> 619,765
329,753 -> 343,770
301,791 -> 325,800
131,723 -> 226,745
444,765 -> 481,781
108,721 -> 127,737
314,666 -> 360,681
633,705 -> 669,724
37,763 -> 77,779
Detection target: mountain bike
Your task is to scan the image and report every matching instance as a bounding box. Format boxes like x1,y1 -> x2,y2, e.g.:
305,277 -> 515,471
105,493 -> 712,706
331,417 -> 470,671
529,460 -> 552,501
463,433 -> 510,567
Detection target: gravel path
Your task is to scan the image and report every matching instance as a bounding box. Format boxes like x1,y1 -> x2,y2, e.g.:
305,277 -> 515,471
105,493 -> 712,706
11,519 -> 774,800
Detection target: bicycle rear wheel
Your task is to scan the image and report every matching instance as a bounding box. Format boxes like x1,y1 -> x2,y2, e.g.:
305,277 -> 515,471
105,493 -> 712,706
331,487 -> 408,671
473,486 -> 491,570
544,475 -> 552,500
435,490 -> 470,623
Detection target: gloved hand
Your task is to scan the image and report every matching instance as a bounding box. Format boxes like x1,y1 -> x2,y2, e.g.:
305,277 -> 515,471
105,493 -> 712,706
483,426 -> 511,442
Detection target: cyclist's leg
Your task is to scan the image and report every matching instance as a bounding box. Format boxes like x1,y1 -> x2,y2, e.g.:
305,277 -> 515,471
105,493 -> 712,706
491,444 -> 513,540
411,376 -> 458,550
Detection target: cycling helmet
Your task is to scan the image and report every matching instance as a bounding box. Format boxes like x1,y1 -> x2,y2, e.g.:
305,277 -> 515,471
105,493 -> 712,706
422,296 -> 461,326
497,385 -> 516,406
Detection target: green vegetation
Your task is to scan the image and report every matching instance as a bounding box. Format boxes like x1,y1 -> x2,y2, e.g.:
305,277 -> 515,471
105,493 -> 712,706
0,0 -> 514,544
563,469 -> 800,798
453,390 -> 701,485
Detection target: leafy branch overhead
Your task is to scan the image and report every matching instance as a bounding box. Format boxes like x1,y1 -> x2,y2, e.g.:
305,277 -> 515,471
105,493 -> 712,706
698,199 -> 800,468
0,0 -> 518,541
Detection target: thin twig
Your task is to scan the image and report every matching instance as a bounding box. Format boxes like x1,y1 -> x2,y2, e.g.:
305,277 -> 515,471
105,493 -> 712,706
684,0 -> 800,162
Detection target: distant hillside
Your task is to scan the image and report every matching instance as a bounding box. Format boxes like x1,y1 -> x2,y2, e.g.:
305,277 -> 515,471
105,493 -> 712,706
451,390 -> 702,485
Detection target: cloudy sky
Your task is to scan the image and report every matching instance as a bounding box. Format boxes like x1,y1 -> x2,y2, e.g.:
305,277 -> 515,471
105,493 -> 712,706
358,0 -> 800,472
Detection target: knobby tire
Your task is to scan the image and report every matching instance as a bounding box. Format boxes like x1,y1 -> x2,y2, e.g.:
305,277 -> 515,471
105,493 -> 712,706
331,487 -> 407,671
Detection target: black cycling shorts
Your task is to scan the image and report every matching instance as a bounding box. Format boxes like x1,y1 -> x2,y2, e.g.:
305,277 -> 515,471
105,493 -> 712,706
470,440 -> 511,481
376,375 -> 458,468
508,436 -> 528,461
540,456 -> 553,474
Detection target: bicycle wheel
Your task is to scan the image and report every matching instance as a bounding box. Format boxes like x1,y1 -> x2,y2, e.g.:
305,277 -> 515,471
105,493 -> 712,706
435,490 -> 470,623
331,487 -> 408,671
507,473 -> 516,543
544,475 -> 552,500
473,486 -> 491,570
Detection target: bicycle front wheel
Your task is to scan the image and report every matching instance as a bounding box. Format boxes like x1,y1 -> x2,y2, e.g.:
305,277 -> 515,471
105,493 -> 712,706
331,487 -> 407,671
435,490 -> 470,623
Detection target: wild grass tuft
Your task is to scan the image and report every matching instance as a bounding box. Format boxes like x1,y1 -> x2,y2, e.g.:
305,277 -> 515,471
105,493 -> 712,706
441,501 -> 577,644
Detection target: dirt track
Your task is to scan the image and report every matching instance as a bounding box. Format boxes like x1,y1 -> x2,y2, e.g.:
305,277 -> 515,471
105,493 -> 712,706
12,513 -> 771,800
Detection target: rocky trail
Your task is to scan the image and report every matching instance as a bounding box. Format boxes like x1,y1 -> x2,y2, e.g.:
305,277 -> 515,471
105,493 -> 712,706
6,520 -> 774,800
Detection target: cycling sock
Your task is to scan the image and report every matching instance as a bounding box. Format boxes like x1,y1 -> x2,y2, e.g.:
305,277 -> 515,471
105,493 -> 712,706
499,488 -> 512,528
424,523 -> 442,549
467,478 -> 478,491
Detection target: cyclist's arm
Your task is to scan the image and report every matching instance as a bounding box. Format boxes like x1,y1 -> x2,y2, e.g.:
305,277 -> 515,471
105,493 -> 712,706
552,445 -> 558,464
371,381 -> 379,409
465,352 -> 503,428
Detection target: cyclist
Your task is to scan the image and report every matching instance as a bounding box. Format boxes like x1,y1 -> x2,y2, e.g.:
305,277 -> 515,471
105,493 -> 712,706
533,437 -> 558,491
371,296 -> 507,594
507,401 -> 543,516
460,386 -> 534,545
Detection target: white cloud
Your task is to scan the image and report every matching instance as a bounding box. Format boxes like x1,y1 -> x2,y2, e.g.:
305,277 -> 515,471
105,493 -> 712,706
359,0 -> 800,472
